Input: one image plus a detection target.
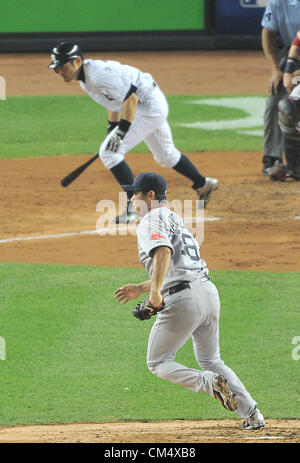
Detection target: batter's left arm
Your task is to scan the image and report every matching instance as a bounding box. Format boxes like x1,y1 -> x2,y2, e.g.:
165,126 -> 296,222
121,92 -> 139,123
105,93 -> 139,152
107,110 -> 120,134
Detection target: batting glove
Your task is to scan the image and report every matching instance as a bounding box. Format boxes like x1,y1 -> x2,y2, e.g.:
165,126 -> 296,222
106,119 -> 131,152
107,120 -> 119,135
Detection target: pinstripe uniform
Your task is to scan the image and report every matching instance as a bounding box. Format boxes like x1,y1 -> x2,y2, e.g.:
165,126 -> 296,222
49,42 -> 219,223
79,59 -> 181,169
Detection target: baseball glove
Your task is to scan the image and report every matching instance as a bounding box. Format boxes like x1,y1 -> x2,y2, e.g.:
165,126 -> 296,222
132,297 -> 165,321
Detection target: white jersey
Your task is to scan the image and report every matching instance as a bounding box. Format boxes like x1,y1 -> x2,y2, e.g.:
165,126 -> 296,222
137,205 -> 208,292
79,59 -> 156,113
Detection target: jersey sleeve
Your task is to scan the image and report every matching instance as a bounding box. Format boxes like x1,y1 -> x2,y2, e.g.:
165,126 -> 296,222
137,211 -> 174,258
261,0 -> 278,32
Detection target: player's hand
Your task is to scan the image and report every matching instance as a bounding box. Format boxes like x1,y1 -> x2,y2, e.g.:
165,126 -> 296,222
268,70 -> 283,95
115,284 -> 142,305
106,127 -> 126,152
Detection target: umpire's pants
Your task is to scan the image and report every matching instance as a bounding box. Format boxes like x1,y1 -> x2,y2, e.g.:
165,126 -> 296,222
263,47 -> 289,161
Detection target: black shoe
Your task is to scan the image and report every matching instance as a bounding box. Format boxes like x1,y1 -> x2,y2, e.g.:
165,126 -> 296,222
195,177 -> 218,207
114,201 -> 139,224
268,160 -> 292,181
262,156 -> 281,176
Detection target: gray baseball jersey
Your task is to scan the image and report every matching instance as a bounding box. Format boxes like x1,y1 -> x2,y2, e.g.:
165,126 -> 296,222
136,205 -> 208,292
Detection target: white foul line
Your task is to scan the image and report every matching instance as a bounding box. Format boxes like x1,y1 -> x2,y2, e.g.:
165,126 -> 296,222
1,215 -> 299,244
0,229 -> 99,244
0,217 -> 221,244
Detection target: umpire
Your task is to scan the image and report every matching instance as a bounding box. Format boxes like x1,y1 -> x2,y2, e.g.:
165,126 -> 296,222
261,0 -> 300,175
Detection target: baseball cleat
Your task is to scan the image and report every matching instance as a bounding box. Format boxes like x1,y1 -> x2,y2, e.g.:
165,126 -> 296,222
242,407 -> 265,430
268,160 -> 291,181
212,374 -> 238,412
262,156 -> 280,176
114,201 -> 139,224
262,166 -> 271,176
195,177 -> 218,207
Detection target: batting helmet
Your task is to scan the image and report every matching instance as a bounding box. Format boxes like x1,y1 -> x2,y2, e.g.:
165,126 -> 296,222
49,42 -> 83,70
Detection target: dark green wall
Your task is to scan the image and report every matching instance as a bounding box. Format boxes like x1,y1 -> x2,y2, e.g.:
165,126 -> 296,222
0,0 -> 205,33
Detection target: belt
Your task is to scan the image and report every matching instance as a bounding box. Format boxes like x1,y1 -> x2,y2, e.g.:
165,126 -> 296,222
168,275 -> 211,295
168,281 -> 190,295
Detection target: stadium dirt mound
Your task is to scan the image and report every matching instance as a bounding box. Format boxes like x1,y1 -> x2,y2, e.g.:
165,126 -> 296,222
0,419 -> 299,443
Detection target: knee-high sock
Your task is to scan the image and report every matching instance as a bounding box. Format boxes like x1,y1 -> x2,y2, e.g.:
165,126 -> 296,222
172,154 -> 206,189
110,160 -> 134,199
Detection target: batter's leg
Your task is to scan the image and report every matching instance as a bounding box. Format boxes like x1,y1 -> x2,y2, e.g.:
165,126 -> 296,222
145,122 -> 220,207
145,121 -> 211,190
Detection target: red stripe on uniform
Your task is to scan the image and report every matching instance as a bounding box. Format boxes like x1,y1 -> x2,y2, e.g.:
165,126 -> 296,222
292,36 -> 300,48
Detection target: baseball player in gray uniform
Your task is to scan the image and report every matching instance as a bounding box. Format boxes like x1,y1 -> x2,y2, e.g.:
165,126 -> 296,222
49,42 -> 218,223
115,172 -> 265,430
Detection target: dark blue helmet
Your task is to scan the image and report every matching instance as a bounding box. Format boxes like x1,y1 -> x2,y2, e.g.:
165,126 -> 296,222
49,42 -> 83,70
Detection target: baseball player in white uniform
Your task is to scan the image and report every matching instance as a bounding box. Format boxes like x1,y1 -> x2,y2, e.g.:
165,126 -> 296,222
115,172 -> 265,429
49,42 -> 218,223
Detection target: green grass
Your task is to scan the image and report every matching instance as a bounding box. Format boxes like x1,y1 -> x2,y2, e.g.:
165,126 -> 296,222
0,95 -> 264,158
0,262 -> 299,426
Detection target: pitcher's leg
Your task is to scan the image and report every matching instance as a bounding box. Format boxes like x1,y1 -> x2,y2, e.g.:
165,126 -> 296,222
191,281 -> 257,418
147,300 -> 215,395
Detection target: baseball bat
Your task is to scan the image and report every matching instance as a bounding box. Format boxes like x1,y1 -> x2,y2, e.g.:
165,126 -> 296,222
61,153 -> 99,187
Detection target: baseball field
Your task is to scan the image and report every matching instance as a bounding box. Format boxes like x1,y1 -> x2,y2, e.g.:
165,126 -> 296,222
0,50 -> 299,444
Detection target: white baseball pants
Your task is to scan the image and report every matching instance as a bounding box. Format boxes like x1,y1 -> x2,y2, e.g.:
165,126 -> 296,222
99,86 -> 181,169
147,278 -> 257,419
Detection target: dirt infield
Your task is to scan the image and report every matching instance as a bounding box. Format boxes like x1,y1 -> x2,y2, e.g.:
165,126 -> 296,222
0,50 -> 299,443
1,151 -> 299,272
0,419 -> 299,444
